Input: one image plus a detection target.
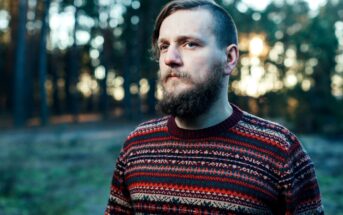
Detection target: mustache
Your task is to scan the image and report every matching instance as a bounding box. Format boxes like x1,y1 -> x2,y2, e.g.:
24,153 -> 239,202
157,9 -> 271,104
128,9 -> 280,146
160,69 -> 191,81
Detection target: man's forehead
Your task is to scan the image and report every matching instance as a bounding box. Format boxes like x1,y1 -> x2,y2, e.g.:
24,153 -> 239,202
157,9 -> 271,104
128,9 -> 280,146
158,9 -> 214,41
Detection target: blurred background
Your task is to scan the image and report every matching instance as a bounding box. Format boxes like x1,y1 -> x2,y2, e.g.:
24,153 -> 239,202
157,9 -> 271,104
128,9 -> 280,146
0,0 -> 342,214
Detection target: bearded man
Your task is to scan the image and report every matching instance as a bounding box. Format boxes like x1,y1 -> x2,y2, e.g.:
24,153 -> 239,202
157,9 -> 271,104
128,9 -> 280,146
105,0 -> 323,214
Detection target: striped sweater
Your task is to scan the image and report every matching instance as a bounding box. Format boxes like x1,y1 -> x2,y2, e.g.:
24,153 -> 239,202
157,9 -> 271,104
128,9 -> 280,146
105,104 -> 323,214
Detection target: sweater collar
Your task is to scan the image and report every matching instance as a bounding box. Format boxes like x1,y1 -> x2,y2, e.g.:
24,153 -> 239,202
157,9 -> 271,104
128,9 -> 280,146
167,103 -> 243,139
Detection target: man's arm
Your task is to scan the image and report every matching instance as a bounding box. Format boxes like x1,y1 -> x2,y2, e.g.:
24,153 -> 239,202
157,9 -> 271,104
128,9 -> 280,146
279,134 -> 324,215
105,148 -> 133,215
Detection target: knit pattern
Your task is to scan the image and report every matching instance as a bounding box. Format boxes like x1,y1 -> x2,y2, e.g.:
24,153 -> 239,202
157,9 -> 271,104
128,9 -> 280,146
105,105 -> 323,215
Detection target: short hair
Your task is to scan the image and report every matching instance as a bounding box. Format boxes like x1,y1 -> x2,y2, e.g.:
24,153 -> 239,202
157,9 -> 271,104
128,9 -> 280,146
152,0 -> 238,59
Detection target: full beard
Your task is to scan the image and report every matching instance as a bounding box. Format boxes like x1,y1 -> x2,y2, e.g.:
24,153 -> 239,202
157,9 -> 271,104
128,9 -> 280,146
157,64 -> 224,119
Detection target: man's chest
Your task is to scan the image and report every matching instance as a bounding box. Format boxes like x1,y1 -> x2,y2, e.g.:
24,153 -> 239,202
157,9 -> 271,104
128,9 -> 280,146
123,141 -> 282,214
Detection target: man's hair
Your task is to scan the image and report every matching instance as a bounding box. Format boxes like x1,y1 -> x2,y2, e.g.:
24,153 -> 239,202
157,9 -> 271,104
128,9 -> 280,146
152,0 -> 238,59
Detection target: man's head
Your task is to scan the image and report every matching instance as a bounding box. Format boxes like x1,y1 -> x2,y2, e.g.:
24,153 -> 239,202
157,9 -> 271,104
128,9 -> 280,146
154,0 -> 239,118
152,0 -> 238,59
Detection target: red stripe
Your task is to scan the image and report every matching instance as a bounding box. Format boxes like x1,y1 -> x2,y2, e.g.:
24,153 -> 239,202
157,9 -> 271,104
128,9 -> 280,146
128,127 -> 168,139
125,135 -> 170,150
211,135 -> 285,162
125,132 -> 285,163
127,172 -> 276,198
232,129 -> 285,150
129,181 -> 268,203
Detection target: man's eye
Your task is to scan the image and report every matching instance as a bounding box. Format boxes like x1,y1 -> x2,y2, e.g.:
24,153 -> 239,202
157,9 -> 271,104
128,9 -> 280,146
185,42 -> 198,48
159,44 -> 168,51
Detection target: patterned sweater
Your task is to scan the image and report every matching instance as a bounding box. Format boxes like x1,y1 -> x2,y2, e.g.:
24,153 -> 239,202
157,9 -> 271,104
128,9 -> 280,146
105,104 -> 323,215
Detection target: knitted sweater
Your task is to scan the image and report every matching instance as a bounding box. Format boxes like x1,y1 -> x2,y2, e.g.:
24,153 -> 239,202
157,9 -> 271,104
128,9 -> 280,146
105,104 -> 323,215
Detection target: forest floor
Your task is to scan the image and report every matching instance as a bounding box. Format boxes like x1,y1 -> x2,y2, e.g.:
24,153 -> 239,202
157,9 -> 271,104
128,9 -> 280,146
0,121 -> 342,215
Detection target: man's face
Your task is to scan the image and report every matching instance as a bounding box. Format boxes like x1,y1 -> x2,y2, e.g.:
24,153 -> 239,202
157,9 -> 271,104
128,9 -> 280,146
157,9 -> 226,117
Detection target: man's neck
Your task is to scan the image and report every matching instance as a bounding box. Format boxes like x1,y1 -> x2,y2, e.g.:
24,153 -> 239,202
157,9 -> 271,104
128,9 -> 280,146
174,98 -> 232,130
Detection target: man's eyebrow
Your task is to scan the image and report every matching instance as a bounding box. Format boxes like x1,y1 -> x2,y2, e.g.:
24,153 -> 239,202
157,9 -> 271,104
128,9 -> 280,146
158,35 -> 205,44
157,38 -> 169,44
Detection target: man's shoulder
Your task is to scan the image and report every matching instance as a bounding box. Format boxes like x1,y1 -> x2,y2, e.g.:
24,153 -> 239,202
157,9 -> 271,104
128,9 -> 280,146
238,111 -> 300,150
240,111 -> 288,131
127,116 -> 170,139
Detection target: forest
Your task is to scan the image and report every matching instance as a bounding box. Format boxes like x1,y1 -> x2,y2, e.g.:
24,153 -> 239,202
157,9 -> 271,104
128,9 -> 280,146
0,0 -> 342,134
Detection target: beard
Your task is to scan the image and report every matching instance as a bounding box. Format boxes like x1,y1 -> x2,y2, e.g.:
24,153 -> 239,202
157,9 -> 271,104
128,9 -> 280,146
157,64 -> 224,119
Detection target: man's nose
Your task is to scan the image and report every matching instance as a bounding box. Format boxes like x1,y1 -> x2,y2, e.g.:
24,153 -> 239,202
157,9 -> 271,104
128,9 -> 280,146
164,46 -> 183,67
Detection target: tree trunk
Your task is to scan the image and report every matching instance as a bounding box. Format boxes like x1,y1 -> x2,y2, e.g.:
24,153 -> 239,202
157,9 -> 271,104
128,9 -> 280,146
99,28 -> 112,119
38,0 -> 51,125
122,8 -> 134,119
51,56 -> 61,115
130,10 -> 144,120
13,0 -> 28,127
144,0 -> 161,115
69,3 -> 80,122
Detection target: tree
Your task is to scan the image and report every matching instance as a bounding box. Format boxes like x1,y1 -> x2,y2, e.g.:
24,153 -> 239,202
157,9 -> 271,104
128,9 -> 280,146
13,0 -> 28,127
38,0 -> 51,125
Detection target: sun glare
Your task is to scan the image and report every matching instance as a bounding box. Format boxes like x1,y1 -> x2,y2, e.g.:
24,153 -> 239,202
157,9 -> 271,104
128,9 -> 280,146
249,37 -> 264,57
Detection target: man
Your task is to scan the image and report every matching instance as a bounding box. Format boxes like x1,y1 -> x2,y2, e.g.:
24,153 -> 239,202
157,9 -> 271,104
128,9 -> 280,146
105,0 -> 323,214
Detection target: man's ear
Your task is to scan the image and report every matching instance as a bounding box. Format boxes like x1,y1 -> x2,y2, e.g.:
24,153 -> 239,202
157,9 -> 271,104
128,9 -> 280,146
224,44 -> 239,76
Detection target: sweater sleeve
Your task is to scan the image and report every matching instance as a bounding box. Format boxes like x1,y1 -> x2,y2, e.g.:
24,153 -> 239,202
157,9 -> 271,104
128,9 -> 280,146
105,147 -> 133,215
278,133 -> 324,215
